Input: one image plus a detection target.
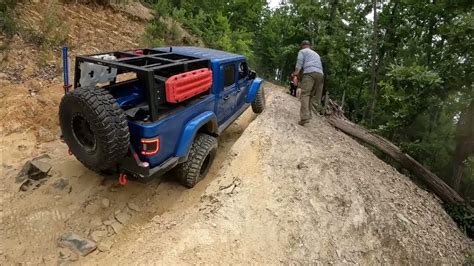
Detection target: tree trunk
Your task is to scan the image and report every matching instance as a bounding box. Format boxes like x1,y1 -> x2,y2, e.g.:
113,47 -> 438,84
368,0 -> 379,126
425,0 -> 436,66
376,2 -> 399,82
452,161 -> 465,192
326,108 -> 472,213
452,99 -> 474,192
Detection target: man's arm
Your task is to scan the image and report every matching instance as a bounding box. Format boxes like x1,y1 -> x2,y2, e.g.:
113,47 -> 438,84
292,50 -> 304,76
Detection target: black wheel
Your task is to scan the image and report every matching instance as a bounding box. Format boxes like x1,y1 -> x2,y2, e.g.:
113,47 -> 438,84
59,86 -> 130,171
176,133 -> 218,188
251,87 -> 265,114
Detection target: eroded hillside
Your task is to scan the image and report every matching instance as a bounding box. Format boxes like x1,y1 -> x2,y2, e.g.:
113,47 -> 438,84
93,87 -> 470,264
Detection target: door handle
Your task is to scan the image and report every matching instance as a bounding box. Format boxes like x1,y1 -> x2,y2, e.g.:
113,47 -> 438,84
223,95 -> 230,100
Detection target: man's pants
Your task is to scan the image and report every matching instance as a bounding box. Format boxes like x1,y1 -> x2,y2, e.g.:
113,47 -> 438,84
300,72 -> 324,121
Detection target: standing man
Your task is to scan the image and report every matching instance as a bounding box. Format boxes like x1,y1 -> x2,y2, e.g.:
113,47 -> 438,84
292,40 -> 324,126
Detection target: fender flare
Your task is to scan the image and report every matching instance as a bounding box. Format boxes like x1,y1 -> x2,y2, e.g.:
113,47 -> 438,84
175,111 -> 218,158
245,78 -> 264,103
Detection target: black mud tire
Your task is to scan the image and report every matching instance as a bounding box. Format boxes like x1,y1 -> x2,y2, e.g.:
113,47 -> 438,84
59,86 -> 130,171
176,133 -> 218,188
251,87 -> 265,114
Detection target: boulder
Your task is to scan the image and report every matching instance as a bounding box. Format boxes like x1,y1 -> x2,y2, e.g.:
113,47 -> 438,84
59,232 -> 96,256
115,211 -> 131,224
16,154 -> 52,183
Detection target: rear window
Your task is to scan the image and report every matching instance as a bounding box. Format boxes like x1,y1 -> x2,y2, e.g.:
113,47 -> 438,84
224,64 -> 236,87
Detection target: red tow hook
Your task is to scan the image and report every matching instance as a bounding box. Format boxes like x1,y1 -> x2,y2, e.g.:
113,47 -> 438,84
118,173 -> 128,186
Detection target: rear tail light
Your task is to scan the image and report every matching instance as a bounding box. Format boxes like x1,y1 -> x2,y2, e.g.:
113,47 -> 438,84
141,137 -> 160,156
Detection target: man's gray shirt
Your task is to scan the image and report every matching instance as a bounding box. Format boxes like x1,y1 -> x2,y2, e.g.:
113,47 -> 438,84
296,48 -> 324,75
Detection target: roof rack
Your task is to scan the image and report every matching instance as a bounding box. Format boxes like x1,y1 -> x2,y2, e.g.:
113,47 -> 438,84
73,48 -> 211,121
74,48 -> 210,76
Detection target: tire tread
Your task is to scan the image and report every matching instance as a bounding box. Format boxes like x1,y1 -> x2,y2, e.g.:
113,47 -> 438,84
176,133 -> 217,188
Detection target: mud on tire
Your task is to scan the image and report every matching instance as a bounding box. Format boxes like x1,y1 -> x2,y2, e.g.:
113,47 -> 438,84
176,133 -> 218,188
59,86 -> 130,171
251,87 -> 265,114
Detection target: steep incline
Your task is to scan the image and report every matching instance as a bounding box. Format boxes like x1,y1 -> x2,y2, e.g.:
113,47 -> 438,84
0,2 -> 146,141
94,86 -> 469,264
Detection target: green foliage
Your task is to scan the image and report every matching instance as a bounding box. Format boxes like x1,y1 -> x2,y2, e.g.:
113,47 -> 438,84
462,156 -> 474,203
0,0 -> 18,37
143,0 -> 265,60
377,64 -> 443,132
143,19 -> 166,47
444,203 -> 474,238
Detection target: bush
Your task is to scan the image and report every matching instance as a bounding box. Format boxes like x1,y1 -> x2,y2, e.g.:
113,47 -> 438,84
444,203 -> 474,239
0,0 -> 18,37
143,19 -> 166,46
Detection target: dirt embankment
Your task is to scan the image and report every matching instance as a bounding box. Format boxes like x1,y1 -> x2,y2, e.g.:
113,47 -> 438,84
94,87 -> 470,265
0,2 -> 146,140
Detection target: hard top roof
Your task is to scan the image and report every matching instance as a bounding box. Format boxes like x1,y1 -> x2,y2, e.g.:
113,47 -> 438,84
156,46 -> 245,64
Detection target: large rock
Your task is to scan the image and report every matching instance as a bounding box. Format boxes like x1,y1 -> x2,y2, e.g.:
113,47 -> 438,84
97,239 -> 114,252
115,211 -> 131,224
59,232 -> 96,256
16,154 -> 52,183
90,230 -> 107,242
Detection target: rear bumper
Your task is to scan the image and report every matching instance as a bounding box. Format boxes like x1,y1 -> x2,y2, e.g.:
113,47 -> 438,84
119,155 -> 179,179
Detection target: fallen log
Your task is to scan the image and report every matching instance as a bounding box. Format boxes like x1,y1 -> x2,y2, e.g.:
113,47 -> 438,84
325,101 -> 473,213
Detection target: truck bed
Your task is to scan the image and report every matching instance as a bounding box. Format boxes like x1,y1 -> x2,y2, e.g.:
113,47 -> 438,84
127,93 -> 216,167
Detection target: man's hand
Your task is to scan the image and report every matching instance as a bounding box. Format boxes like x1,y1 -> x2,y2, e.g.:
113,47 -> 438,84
292,69 -> 300,77
296,88 -> 302,99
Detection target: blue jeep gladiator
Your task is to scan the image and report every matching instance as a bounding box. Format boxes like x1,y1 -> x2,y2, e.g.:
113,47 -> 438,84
59,47 -> 265,187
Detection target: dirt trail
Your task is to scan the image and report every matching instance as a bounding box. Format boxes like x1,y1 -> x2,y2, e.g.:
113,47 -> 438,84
93,86 -> 470,265
0,104 -> 255,264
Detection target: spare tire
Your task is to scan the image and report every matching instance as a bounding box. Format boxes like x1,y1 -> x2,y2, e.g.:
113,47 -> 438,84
59,86 -> 130,171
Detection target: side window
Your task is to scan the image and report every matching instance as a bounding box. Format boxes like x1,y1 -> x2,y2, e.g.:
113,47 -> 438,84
238,62 -> 248,80
224,64 -> 236,87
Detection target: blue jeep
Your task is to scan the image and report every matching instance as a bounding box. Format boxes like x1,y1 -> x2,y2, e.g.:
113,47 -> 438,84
59,47 -> 265,187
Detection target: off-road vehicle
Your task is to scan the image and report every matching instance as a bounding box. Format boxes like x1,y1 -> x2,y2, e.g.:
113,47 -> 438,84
59,47 -> 265,187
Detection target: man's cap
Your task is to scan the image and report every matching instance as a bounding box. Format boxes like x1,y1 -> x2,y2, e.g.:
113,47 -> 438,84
301,40 -> 311,46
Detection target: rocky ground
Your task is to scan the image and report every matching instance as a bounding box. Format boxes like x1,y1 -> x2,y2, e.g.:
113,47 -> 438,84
0,106 -> 256,264
90,86 -> 471,265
